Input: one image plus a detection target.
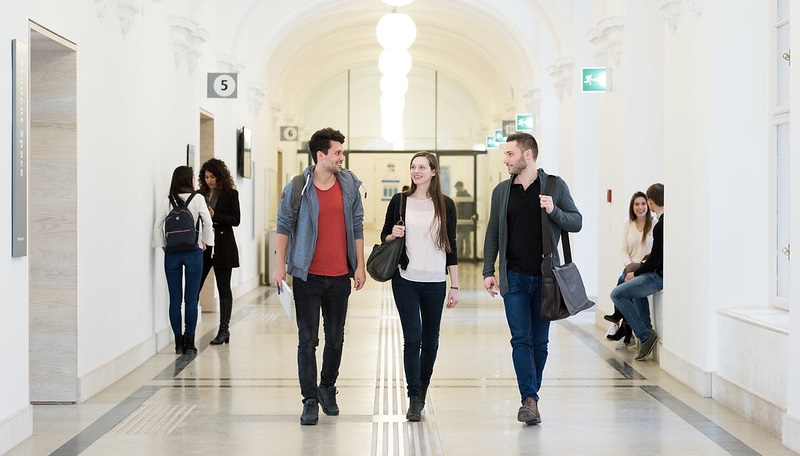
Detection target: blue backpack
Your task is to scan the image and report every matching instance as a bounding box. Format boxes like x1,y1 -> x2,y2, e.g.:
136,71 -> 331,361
164,193 -> 200,252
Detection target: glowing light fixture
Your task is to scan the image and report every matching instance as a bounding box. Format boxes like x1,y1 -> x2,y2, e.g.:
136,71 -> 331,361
378,49 -> 412,76
382,0 -> 414,6
376,12 -> 416,50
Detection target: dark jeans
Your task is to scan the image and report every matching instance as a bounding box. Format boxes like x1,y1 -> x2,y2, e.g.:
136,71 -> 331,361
610,272 -> 663,342
200,247 -> 233,301
503,271 -> 550,402
293,274 -> 351,400
164,248 -> 204,336
391,275 -> 446,397
200,247 -> 233,325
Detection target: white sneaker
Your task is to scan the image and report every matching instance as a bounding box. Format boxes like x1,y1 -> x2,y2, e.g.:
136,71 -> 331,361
615,339 -> 632,350
605,323 -> 620,337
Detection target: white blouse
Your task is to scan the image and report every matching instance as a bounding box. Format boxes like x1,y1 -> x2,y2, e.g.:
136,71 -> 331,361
400,197 -> 446,283
153,192 -> 215,249
621,219 -> 653,266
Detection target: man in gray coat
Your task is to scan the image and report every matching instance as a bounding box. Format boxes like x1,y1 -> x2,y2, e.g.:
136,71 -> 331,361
273,127 -> 366,426
483,132 -> 582,425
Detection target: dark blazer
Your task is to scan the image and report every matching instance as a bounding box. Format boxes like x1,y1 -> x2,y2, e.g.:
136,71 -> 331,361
380,192 -> 458,272
207,189 -> 240,268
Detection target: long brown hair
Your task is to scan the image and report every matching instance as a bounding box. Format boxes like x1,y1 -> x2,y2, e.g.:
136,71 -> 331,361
198,158 -> 236,196
628,191 -> 652,244
402,152 -> 451,252
169,166 -> 195,202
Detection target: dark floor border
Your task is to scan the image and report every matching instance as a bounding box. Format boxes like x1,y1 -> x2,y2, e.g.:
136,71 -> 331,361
642,385 -> 761,456
49,288 -> 275,456
558,319 -> 647,380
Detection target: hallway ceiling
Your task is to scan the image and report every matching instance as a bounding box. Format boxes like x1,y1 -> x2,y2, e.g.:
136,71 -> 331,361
216,0 -> 575,139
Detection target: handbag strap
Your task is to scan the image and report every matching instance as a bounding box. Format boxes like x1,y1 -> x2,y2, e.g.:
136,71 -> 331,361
540,176 -> 572,271
398,194 -> 405,226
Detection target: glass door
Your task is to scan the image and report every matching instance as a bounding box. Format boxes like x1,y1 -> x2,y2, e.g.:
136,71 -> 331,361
437,151 -> 480,262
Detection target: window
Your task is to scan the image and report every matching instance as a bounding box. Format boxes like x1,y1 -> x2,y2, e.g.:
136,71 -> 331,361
772,0 -> 790,310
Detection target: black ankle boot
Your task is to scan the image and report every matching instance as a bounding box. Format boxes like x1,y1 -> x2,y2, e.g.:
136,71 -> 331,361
622,323 -> 633,345
607,323 -> 627,341
603,307 -> 624,323
210,323 -> 230,345
174,334 -> 185,354
184,333 -> 197,354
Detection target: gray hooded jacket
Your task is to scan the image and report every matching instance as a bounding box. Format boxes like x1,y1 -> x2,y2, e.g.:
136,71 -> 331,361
276,165 -> 364,281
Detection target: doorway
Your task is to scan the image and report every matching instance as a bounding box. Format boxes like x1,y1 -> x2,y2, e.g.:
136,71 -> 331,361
198,109 -> 216,312
28,22 -> 78,403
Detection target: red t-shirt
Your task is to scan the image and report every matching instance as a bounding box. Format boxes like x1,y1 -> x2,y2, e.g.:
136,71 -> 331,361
308,180 -> 348,276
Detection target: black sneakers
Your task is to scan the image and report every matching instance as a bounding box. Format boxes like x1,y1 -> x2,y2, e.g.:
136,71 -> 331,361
318,385 -> 339,416
300,398 -> 319,425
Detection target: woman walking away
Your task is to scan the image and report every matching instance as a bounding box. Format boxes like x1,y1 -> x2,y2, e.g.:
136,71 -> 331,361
198,158 -> 241,345
153,166 -> 214,354
380,152 -> 459,422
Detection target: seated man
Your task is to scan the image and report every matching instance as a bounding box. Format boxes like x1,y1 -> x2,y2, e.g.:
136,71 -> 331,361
609,183 -> 664,361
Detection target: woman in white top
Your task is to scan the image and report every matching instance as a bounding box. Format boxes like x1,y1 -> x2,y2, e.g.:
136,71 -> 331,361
380,152 -> 459,422
605,191 -> 653,347
153,166 -> 214,354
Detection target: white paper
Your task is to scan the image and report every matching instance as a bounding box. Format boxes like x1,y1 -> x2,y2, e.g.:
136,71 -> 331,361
278,280 -> 294,321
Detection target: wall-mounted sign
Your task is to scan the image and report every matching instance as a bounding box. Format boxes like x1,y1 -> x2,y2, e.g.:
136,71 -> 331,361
12,39 -> 28,258
502,120 -> 516,137
494,129 -> 505,143
207,73 -> 238,98
582,67 -> 608,92
486,135 -> 497,149
280,126 -> 298,141
516,113 -> 533,132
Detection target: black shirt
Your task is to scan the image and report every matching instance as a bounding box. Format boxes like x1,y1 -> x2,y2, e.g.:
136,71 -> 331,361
506,177 -> 544,276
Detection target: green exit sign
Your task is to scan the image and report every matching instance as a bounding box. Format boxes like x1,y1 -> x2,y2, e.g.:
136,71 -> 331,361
582,67 -> 608,92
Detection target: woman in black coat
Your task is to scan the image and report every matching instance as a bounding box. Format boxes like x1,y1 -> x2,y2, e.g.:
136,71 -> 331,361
198,158 -> 240,345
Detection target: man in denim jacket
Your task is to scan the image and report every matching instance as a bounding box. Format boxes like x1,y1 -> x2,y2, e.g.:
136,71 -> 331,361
273,127 -> 366,425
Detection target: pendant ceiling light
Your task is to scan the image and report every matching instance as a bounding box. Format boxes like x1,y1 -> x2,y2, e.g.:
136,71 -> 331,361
375,12 -> 417,50
382,0 -> 414,6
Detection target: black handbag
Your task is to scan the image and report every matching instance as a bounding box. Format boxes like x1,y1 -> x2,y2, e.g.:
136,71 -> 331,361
540,177 -> 595,320
367,196 -> 405,282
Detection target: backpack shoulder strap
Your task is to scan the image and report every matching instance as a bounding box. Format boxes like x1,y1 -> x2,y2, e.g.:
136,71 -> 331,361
185,192 -> 197,206
291,174 -> 306,228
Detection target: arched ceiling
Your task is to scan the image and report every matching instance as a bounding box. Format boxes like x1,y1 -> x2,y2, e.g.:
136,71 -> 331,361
221,0 -> 578,140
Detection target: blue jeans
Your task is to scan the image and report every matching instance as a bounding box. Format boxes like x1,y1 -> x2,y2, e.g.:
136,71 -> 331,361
293,274 -> 351,400
610,272 -> 663,341
164,248 -> 204,336
615,272 -> 650,318
391,275 -> 446,397
503,271 -> 550,403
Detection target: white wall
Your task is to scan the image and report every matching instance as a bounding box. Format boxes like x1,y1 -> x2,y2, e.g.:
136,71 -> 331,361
1,6 -> 37,453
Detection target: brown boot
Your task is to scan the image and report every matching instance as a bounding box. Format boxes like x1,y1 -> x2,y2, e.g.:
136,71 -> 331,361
517,397 -> 541,425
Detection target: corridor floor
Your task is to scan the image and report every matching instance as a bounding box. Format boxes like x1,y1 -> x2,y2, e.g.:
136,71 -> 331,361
8,262 -> 797,456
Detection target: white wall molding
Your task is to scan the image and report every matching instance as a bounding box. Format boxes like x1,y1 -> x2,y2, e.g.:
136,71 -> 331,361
95,0 -> 112,19
659,344 -> 713,397
117,0 -> 142,36
77,327 -> 167,402
547,57 -> 573,101
522,87 -> 541,119
714,373 -> 785,435
784,413 -> 800,453
586,16 -> 624,67
688,0 -> 704,16
0,405 -> 32,455
248,83 -> 267,116
170,16 -> 208,73
658,0 -> 682,32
